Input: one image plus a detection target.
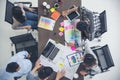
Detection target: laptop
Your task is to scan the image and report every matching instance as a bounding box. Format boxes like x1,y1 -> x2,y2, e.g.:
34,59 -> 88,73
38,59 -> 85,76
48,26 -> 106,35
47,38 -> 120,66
41,42 -> 60,60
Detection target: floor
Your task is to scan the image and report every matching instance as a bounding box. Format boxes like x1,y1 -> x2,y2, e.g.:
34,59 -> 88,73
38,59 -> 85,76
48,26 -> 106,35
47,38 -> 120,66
0,0 -> 120,80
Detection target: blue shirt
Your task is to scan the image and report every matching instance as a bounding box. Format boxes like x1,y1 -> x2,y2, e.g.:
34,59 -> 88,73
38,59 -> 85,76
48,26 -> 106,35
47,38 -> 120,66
0,51 -> 32,80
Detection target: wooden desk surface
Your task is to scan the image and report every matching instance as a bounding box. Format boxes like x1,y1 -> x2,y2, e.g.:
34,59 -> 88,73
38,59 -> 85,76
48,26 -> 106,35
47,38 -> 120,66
38,0 -> 81,55
38,0 -> 83,80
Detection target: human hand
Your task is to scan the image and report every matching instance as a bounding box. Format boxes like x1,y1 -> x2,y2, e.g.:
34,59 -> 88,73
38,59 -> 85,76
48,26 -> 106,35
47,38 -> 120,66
56,70 -> 65,80
62,10 -> 70,17
27,53 -> 31,59
29,8 -> 35,12
73,6 -> 78,11
31,59 -> 42,74
80,70 -> 88,76
34,59 -> 42,70
24,26 -> 31,30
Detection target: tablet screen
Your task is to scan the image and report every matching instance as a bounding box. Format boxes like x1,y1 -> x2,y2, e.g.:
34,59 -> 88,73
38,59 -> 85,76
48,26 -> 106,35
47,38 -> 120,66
66,11 -> 80,21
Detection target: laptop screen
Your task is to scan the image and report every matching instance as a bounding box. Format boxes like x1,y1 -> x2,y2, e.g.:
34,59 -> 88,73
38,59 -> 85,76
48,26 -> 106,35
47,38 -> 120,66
41,42 -> 59,60
67,11 -> 80,21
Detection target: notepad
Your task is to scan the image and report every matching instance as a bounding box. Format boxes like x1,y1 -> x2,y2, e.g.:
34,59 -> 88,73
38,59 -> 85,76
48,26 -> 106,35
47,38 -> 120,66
38,16 -> 55,31
51,11 -> 61,20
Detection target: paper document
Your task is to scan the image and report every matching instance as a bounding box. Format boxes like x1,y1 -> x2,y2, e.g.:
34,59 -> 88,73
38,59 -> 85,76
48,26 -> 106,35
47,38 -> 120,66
39,39 -> 81,80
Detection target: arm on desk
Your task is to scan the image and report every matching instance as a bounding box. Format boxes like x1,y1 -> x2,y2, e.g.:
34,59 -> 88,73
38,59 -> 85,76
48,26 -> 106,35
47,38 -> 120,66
62,6 -> 78,17
55,70 -> 65,80
31,59 -> 42,74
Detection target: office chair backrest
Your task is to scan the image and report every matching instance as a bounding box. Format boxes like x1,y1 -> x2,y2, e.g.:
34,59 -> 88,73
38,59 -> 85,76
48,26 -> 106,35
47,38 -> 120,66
5,0 -> 14,24
99,10 -> 107,34
92,45 -> 114,72
80,7 -> 107,41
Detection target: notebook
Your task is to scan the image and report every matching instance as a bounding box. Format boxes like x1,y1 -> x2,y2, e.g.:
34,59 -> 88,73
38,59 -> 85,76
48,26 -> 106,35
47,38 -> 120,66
41,42 -> 60,60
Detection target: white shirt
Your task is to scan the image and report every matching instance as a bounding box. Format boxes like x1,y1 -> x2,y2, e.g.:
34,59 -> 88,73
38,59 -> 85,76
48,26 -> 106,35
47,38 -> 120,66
84,39 -> 101,74
0,51 -> 32,80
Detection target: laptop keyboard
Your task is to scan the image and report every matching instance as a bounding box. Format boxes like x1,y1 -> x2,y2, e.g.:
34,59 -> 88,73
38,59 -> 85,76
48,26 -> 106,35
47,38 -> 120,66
41,42 -> 59,60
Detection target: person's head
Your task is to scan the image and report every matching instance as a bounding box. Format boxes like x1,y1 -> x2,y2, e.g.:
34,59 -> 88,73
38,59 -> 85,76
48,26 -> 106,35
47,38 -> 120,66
76,20 -> 89,39
83,18 -> 90,25
38,66 -> 53,80
12,6 -> 25,23
6,62 -> 20,73
83,54 -> 96,68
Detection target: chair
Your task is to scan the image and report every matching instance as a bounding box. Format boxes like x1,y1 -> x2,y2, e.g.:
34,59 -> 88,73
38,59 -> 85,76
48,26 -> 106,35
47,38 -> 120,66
92,45 -> 114,72
5,0 -> 38,29
5,0 -> 14,24
80,7 -> 107,41
10,33 -> 38,66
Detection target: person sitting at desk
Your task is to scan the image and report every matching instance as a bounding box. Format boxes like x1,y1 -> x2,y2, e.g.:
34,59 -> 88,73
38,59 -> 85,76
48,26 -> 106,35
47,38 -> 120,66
26,59 -> 65,80
0,51 -> 32,80
12,3 -> 38,30
79,39 -> 101,76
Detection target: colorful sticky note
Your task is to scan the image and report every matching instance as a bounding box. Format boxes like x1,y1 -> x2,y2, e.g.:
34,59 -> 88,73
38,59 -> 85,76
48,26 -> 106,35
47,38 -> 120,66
50,7 -> 55,13
71,46 -> 76,51
60,21 -> 64,26
59,27 -> 64,32
58,62 -> 64,68
68,25 -> 73,29
59,32 -> 63,37
51,11 -> 61,20
64,26 -> 68,30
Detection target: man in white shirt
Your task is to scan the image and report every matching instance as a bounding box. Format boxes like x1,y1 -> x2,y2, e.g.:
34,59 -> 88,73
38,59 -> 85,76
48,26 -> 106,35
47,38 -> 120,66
79,39 -> 101,76
0,51 -> 32,80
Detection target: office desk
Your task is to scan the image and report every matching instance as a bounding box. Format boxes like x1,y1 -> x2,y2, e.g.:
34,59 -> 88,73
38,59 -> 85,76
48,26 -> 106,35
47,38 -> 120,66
38,0 -> 83,80
39,39 -> 84,80
38,0 -> 81,55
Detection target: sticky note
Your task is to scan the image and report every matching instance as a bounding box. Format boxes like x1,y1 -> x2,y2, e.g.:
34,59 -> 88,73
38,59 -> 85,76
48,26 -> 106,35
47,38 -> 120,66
60,21 -> 64,26
64,26 -> 68,30
59,32 -> 63,37
58,62 -> 64,68
59,27 -> 64,32
71,46 -> 76,51
51,11 -> 61,20
50,8 -> 55,13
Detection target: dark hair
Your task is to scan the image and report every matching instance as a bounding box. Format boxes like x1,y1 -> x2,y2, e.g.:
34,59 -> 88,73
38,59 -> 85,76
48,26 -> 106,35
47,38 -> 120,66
38,67 -> 53,79
6,62 -> 19,73
76,21 -> 89,39
12,6 -> 25,23
84,54 -> 96,67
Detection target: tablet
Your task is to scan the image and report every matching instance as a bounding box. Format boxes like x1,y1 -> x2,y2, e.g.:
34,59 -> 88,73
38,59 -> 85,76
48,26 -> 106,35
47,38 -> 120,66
66,11 -> 80,21
67,51 -> 83,66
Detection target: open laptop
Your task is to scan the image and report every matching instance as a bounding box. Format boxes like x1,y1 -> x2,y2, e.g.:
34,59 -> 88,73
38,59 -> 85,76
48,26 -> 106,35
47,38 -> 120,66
41,41 -> 60,60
